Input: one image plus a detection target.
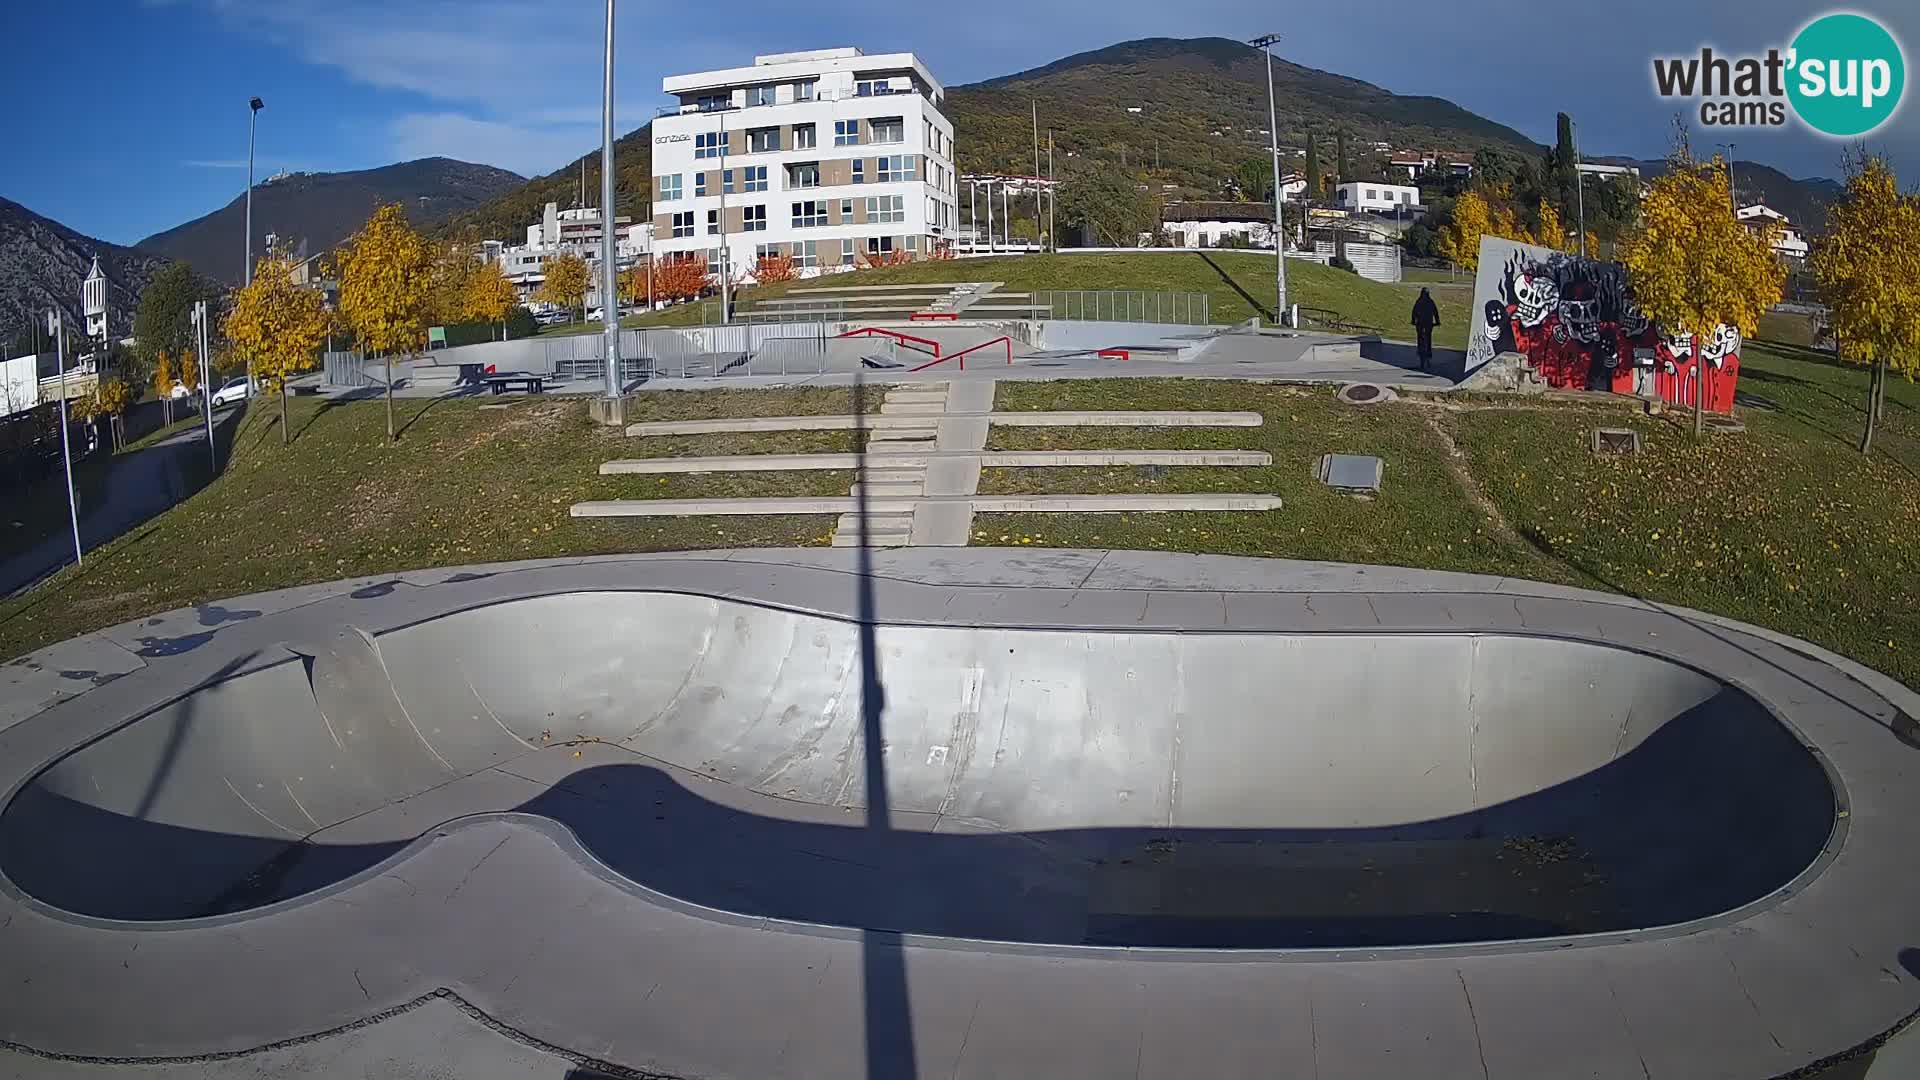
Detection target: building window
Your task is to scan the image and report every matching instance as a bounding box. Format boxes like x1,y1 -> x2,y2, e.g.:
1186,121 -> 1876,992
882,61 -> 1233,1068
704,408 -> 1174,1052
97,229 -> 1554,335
742,165 -> 768,192
671,212 -> 694,238
870,117 -> 903,144
794,124 -> 816,150
696,131 -> 727,160
857,79 -> 896,97
794,80 -> 816,102
743,205 -> 766,231
842,238 -> 855,263
792,201 -> 828,228
788,163 -> 819,188
906,236 -> 918,252
746,85 -> 775,107
840,199 -> 854,219
756,243 -> 783,262
748,127 -> 779,153
706,247 -> 730,275
865,195 -> 904,223
866,235 -> 895,255
794,240 -> 819,269
707,210 -> 720,235
877,155 -> 914,182
852,159 -> 864,184
657,174 -> 682,201
696,94 -> 728,112
695,172 -> 707,197
834,120 -> 858,146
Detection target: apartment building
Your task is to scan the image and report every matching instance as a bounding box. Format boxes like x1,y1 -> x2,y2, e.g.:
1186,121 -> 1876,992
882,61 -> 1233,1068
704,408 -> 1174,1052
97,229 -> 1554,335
481,203 -> 653,301
649,47 -> 960,279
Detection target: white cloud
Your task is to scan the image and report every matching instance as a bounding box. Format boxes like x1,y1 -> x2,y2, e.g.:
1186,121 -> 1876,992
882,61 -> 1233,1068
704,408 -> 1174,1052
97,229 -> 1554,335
387,114 -> 601,178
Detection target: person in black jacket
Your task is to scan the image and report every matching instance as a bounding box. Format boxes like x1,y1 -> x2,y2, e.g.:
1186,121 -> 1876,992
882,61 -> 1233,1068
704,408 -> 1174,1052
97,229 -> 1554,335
1411,287 -> 1441,371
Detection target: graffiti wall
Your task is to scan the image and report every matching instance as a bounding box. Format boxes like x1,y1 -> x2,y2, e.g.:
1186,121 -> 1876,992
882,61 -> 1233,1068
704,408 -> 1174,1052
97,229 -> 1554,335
1464,237 -> 1741,412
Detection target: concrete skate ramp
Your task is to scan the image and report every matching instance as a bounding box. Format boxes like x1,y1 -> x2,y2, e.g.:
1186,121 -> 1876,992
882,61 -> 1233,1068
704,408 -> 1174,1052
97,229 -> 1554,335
0,592 -> 1835,946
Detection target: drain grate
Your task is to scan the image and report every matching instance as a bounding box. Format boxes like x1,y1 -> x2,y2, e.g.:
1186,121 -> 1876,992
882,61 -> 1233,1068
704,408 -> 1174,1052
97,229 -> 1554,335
1591,428 -> 1642,455
1336,383 -> 1397,406
1318,454 -> 1384,494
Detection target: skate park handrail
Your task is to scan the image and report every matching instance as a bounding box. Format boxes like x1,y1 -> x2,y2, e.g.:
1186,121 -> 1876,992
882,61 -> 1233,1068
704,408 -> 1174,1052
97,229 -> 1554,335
836,326 -> 940,357
910,335 -> 1012,372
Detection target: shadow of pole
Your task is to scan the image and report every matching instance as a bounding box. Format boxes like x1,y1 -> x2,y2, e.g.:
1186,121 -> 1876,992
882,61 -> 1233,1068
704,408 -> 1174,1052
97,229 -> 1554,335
1197,252 -> 1275,324
853,371 -> 919,1079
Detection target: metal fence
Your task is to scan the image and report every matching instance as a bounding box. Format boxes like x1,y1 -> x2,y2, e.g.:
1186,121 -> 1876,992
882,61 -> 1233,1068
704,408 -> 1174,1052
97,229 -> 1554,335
1024,290 -> 1210,325
702,298 -> 850,325
322,350 -> 374,387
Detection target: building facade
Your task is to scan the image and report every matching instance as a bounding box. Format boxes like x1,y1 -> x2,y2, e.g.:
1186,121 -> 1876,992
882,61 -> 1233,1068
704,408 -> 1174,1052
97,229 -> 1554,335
649,48 -> 959,280
1334,182 -> 1422,214
1737,204 -> 1810,261
482,204 -> 653,303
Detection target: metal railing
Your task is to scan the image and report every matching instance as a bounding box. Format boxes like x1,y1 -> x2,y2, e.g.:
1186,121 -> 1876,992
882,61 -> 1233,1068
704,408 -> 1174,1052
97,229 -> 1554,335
702,298 -> 850,324
1024,290 -> 1210,325
656,85 -> 928,119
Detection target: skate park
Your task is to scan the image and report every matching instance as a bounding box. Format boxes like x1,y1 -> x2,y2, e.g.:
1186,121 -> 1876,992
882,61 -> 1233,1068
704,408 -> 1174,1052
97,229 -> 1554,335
3,549 -> 1918,1078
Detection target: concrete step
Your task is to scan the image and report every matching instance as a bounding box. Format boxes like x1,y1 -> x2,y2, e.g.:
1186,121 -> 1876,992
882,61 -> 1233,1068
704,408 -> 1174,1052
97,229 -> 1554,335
879,401 -> 946,416
830,512 -> 914,547
572,497 -> 915,518
848,481 -> 923,498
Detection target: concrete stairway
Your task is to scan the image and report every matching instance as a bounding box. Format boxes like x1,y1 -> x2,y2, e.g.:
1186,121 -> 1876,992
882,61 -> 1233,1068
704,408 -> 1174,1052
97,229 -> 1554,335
833,384 -> 948,547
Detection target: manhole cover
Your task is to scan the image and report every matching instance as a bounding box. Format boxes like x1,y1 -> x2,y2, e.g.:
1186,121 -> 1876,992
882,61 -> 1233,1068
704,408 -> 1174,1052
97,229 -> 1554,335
1336,383 -> 1396,405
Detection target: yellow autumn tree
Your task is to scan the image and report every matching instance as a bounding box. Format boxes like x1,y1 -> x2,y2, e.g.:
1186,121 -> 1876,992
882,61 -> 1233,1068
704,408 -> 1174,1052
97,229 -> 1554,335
536,253 -> 591,319
1438,191 -> 1536,271
463,260 -> 520,340
1812,150 -> 1920,454
225,249 -> 331,445
153,350 -> 176,426
1619,152 -> 1785,436
178,347 -> 200,396
426,242 -> 478,326
337,203 -> 433,441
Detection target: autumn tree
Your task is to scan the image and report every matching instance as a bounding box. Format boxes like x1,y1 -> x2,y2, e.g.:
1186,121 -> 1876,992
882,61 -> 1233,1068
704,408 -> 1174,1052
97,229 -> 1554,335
178,347 -> 200,397
132,262 -> 218,393
752,252 -> 798,285
73,379 -> 134,452
1813,150 -> 1920,453
226,249 -> 331,445
153,351 -> 176,426
426,242 -> 478,326
1436,191 -> 1525,271
536,253 -> 591,319
337,203 -> 432,440
856,248 -> 914,270
1619,152 -> 1786,436
653,258 -> 709,304
620,263 -> 651,309
463,260 -> 520,340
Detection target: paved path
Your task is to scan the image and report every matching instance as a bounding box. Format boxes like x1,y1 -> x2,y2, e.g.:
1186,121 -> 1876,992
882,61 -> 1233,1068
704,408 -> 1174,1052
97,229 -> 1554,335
0,550 -> 1916,1079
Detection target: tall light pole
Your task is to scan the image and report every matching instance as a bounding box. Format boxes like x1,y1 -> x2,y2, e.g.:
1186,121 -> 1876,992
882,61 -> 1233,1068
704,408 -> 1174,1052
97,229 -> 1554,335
1573,118 -> 1586,258
1250,34 -> 1288,327
1718,141 -> 1739,214
599,0 -> 622,400
717,109 -> 730,323
48,311 -> 81,568
245,97 -> 262,285
192,300 -> 216,473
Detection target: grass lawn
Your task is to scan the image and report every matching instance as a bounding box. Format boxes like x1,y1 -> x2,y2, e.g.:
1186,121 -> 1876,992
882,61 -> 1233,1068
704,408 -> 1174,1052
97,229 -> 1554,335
539,252 -> 1473,348
9,340 -> 1911,691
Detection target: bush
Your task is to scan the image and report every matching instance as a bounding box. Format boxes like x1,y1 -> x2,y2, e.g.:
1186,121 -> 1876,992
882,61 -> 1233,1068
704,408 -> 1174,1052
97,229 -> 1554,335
1330,255 -> 1357,274
436,307 -> 537,347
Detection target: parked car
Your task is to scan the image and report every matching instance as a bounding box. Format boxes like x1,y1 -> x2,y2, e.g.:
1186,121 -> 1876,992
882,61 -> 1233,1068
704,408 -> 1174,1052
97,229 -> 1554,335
209,377 -> 253,408
168,383 -> 192,400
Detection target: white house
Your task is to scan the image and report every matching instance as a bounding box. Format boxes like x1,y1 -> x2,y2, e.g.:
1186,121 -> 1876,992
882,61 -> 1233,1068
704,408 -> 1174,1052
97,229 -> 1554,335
2,354 -> 40,420
1334,182 -> 1421,214
649,47 -> 960,280
1737,203 -> 1810,260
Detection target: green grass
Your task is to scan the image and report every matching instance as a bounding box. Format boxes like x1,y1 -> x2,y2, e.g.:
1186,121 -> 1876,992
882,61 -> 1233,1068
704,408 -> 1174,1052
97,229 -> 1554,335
1756,311 -> 1824,349
0,392 -> 849,660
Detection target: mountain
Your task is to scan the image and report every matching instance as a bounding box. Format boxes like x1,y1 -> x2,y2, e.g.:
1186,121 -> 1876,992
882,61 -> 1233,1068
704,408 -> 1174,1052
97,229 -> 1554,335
950,37 -> 1541,190
1629,159 -> 1841,233
137,157 -> 523,282
0,196 -> 169,350
436,37 -> 1546,243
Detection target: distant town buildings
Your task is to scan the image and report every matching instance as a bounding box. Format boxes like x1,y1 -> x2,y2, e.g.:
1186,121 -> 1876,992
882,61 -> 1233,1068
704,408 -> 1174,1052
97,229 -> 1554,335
1334,181 -> 1422,214
1737,203 -> 1810,260
480,202 -> 654,301
648,47 -> 960,280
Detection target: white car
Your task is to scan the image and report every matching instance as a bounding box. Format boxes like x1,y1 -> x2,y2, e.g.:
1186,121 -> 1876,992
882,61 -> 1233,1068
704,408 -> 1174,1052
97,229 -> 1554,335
209,377 -> 253,408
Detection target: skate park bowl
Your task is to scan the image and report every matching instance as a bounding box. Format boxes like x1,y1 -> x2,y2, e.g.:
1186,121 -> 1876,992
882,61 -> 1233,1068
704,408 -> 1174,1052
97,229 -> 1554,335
0,589 -> 1837,947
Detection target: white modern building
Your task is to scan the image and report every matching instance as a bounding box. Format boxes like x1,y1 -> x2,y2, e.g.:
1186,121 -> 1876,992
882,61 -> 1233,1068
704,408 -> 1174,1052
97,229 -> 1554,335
482,203 -> 654,301
649,47 -> 960,280
1738,203 -> 1810,260
1334,181 -> 1422,214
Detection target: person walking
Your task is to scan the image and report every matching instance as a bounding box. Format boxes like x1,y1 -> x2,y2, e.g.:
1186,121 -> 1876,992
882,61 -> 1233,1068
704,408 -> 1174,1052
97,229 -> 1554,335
1411,287 -> 1441,372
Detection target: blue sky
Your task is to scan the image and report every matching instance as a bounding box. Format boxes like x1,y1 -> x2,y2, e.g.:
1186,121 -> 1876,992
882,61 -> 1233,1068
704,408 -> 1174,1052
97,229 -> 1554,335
6,0 -> 1915,246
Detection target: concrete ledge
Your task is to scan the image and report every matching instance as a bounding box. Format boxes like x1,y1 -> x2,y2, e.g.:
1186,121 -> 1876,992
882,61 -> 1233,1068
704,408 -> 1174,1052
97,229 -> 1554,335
965,494 -> 1283,513
599,450 -> 1274,475
628,411 -> 1263,436
571,497 -> 915,517
987,410 -> 1264,427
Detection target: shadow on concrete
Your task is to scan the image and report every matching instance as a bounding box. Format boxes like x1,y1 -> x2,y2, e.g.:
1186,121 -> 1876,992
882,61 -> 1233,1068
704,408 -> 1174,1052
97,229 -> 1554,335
1360,339 -> 1467,381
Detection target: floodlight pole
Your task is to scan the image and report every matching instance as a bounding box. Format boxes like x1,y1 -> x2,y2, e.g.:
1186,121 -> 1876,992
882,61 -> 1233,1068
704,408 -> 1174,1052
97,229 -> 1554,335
49,311 -> 81,567
600,0 -> 623,398
1251,33 -> 1288,327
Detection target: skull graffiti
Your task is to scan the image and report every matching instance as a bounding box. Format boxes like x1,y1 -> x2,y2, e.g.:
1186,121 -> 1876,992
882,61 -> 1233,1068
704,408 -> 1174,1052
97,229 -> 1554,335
1511,273 -> 1559,327
1701,323 -> 1741,368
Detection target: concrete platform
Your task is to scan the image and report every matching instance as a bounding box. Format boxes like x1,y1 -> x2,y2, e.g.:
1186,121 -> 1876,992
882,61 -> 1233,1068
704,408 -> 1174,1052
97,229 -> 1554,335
570,494 -> 1283,517
598,450 -> 1274,474
628,411 -> 1264,437
0,550 -> 1914,1079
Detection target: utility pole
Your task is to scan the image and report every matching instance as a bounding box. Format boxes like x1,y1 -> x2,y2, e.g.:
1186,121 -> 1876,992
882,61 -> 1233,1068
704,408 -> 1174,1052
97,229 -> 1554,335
1250,33 -> 1288,327
244,96 -> 263,386
718,109 -> 730,322
191,301 -> 216,473
1048,132 -> 1055,253
986,179 -> 995,254
598,0 -> 622,402
48,310 -> 81,568
1573,118 -> 1586,258
1032,99 -> 1042,245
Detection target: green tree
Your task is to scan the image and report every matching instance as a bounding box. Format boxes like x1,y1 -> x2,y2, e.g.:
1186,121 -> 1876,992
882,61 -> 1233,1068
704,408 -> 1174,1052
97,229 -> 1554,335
1334,128 -> 1349,186
1620,150 -> 1786,436
1056,171 -> 1158,246
131,262 -> 218,395
1546,113 -> 1579,221
337,204 -> 434,441
1234,157 -> 1271,203
1812,149 -> 1920,453
1303,131 -> 1321,205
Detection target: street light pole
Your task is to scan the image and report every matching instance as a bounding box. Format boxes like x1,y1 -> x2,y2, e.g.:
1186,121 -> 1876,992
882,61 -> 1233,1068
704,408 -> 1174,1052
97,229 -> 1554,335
718,110 -> 730,323
245,98 -> 262,286
1573,118 -> 1586,258
1251,34 -> 1288,327
48,311 -> 81,568
192,300 -> 216,473
599,0 -> 622,400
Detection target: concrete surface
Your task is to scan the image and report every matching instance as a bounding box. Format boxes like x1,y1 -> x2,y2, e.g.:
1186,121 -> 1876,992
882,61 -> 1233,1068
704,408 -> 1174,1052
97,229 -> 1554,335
626,410 -> 1264,437
600,450 -> 1273,474
571,493 -> 1286,517
0,550 -> 1914,1079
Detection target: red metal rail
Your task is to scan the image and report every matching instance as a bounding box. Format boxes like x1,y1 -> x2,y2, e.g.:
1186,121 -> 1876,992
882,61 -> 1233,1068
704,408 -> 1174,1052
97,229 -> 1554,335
909,335 -> 1012,372
836,326 -> 939,357
909,312 -> 959,322
1096,348 -> 1131,361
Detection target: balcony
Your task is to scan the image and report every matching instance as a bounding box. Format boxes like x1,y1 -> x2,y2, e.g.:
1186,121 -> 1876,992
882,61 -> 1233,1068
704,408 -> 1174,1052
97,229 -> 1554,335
654,85 -> 928,119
